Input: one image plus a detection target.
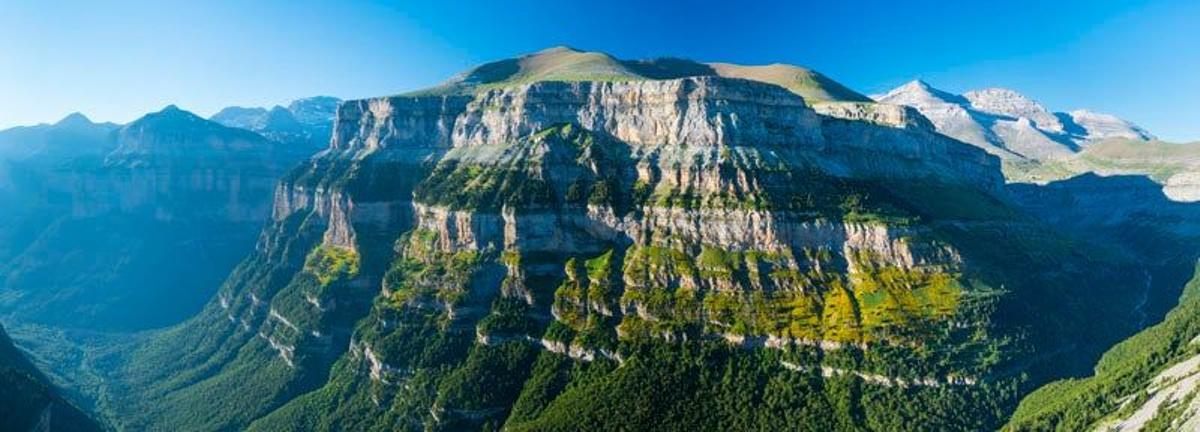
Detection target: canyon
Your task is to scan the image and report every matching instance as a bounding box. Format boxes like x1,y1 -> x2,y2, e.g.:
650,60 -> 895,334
1,47 -> 1193,431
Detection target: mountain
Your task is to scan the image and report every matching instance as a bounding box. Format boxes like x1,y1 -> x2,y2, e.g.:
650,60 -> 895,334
47,47 -> 1186,432
1018,138 -> 1200,198
0,105 -> 314,331
211,96 -> 341,150
411,46 -> 874,104
0,113 -> 118,267
1067,109 -> 1156,142
0,324 -> 100,432
704,63 -> 873,103
876,80 -> 1154,171
0,113 -> 118,161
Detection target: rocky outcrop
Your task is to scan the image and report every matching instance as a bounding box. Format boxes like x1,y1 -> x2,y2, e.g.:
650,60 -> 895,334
414,202 -> 951,271
337,78 -> 995,179
299,76 -> 1004,262
812,101 -> 934,130
450,77 -> 823,149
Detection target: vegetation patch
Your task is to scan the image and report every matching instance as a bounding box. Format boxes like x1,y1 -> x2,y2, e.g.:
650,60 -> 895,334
304,245 -> 361,286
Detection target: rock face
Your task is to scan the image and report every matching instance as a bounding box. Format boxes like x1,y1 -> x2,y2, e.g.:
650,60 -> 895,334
877,80 -> 1154,162
331,77 -> 999,188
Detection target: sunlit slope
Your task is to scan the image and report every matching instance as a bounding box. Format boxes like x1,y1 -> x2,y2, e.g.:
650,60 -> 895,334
410,46 -> 872,103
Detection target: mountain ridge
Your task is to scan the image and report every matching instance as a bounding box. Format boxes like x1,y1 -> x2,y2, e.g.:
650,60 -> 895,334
0,104 -> 323,331
408,46 -> 875,104
876,80 -> 1154,165
211,96 -> 341,151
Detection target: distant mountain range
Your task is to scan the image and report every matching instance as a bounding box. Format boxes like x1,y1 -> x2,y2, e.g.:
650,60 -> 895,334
0,99 -> 339,432
876,80 -> 1154,161
0,100 -> 332,331
210,96 -> 340,149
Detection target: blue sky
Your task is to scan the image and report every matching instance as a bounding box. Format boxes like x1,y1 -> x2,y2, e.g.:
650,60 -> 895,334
2,0 -> 1197,141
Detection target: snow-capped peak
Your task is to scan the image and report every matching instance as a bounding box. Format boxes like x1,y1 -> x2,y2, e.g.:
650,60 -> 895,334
1068,110 -> 1156,141
963,88 -> 1063,133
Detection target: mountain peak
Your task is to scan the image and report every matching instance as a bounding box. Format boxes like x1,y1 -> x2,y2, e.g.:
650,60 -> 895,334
1067,109 -> 1156,141
125,105 -> 211,134
533,45 -> 582,55
901,79 -> 934,91
146,105 -> 200,121
963,88 -> 1062,132
54,112 -> 94,127
878,79 -> 965,106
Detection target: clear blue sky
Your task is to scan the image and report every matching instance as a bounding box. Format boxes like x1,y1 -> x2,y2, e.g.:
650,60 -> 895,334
2,0 -> 1197,141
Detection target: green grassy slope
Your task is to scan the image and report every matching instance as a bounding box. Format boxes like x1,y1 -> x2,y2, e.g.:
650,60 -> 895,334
407,46 -> 872,103
708,62 -> 873,103
1007,138 -> 1200,183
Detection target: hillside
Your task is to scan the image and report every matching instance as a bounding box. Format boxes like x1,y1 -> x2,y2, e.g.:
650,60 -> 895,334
708,62 -> 872,103
0,324 -> 100,432
1007,138 -> 1200,200
1008,265 -> 1200,431
409,46 -> 873,105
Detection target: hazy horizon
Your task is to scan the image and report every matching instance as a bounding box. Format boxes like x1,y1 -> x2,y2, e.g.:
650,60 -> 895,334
2,0 -> 1198,142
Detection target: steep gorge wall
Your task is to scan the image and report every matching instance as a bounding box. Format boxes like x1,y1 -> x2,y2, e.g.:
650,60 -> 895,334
308,77 -> 1001,254
106,77 -> 1033,431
